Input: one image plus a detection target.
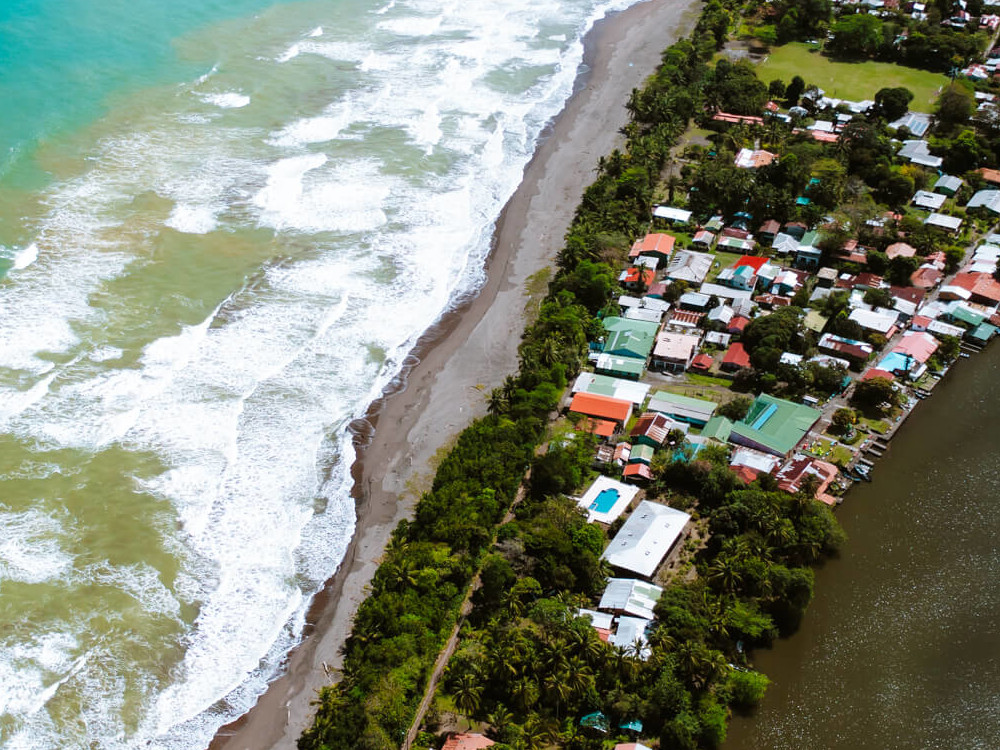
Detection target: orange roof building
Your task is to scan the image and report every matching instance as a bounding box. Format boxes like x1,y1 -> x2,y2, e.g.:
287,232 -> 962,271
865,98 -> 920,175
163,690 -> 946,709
569,392 -> 633,425
721,342 -> 751,371
630,233 -> 676,261
951,272 -> 1000,304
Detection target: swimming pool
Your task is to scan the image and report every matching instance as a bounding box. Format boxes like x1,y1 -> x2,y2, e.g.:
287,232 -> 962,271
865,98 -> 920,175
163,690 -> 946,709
589,487 -> 620,514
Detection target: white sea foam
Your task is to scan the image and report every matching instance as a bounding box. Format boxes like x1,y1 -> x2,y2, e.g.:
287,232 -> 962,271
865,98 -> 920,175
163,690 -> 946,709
308,25 -> 323,37
199,92 -> 250,109
165,203 -> 218,234
12,243 -> 38,270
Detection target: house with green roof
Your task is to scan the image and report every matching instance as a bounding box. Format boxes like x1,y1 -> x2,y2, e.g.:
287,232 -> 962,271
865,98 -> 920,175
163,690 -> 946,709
595,353 -> 646,380
700,415 -> 733,443
647,391 -> 717,426
601,316 -> 659,360
729,393 -> 821,457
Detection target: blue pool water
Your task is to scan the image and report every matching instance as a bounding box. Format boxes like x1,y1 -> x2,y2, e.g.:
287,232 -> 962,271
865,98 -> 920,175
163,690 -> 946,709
590,487 -> 620,513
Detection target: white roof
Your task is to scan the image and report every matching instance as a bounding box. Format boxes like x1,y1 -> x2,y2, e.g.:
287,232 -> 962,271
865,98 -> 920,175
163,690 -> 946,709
653,205 -> 692,222
575,475 -> 640,524
772,232 -> 799,254
653,331 -> 700,361
927,319 -> 966,337
940,284 -> 972,300
598,577 -> 663,619
625,307 -> 664,323
707,305 -> 734,324
967,261 -> 996,275
731,446 -> 783,474
808,119 -> 836,132
601,500 -> 691,577
666,250 -> 713,284
780,351 -> 804,365
898,139 -> 942,167
704,330 -> 731,346
633,255 -> 659,269
849,307 -> 898,334
968,189 -> 1000,214
618,294 -> 642,309
640,297 -> 671,313
578,608 -> 614,630
934,174 -> 962,191
698,282 -> 754,302
912,190 -> 946,210
973,244 -> 1000,261
647,392 -> 718,421
924,212 -> 962,231
572,372 -> 650,405
608,616 -> 652,659
810,353 -> 851,369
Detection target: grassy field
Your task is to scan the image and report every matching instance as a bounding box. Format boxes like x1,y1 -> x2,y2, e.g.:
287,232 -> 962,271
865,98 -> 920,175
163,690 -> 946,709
706,249 -> 744,281
757,43 -> 949,113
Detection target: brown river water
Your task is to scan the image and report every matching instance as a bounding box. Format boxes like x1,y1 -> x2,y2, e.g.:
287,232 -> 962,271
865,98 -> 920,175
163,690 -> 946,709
725,342 -> 1000,750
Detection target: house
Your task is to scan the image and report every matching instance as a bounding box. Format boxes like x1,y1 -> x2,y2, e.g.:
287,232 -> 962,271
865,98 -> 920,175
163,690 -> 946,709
692,230 -> 715,248
707,304 -> 734,326
833,239 -> 868,265
727,315 -> 750,334
572,372 -> 650,405
620,266 -> 656,291
678,291 -> 711,311
775,455 -> 840,506
665,250 -> 713,284
898,139 -> 942,168
598,578 -> 663,619
650,331 -> 700,373
771,232 -> 800,256
689,352 -> 714,371
730,446 -> 783,477
849,308 -> 898,338
795,231 -> 823,270
885,242 -> 917,260
728,394 -> 822,458
772,269 -> 803,296
924,213 -> 962,233
569,392 -> 633,429
602,317 -> 659,360
910,265 -> 943,289
934,174 -> 962,196
967,190 -> 1000,215
698,282 -> 754,305
911,190 -> 946,211
757,219 -> 781,244
716,264 -> 758,291
631,412 -> 685,448
716,236 -> 756,253
978,167 -> 1000,186
818,333 -> 873,369
594,353 -> 645,380
782,221 -> 808,240
622,463 -> 654,483
601,500 -> 691,578
646,391 -> 718,425
700,415 -> 733,443
950,273 -> 1000,305
441,734 -> 495,750
653,205 -> 692,223
630,233 -> 676,264
734,148 -> 777,168
816,266 -> 838,288
721,342 -> 751,371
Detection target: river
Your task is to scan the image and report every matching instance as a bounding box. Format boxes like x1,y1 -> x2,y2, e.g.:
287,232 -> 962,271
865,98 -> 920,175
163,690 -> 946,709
725,342 -> 1000,750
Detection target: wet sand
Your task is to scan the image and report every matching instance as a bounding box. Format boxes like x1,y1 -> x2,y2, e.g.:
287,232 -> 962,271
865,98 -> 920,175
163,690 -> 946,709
209,1 -> 700,748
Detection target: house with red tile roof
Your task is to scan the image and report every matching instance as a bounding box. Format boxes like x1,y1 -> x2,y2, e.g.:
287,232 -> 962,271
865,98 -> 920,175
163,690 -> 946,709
623,462 -> 653,483
885,242 -> 917,259
862,367 -> 895,381
689,353 -> 714,371
621,266 -> 656,291
721,342 -> 751,371
910,266 -> 943,289
727,316 -> 750,334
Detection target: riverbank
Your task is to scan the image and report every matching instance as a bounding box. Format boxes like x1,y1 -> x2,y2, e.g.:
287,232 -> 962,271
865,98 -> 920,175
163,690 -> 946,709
208,1 -> 701,748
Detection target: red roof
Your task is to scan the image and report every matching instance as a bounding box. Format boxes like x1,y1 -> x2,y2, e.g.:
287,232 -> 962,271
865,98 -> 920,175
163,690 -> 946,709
889,285 -> 926,305
911,315 -> 932,329
732,465 -> 759,484
951,272 -> 1000,303
910,266 -> 943,289
754,293 -> 791,307
623,463 -> 653,481
630,232 -> 675,258
689,353 -> 714,371
570,392 -> 632,423
862,368 -> 895,382
671,310 -> 705,326
713,112 -> 764,125
727,315 -> 750,333
735,255 -> 768,272
442,734 -> 496,750
623,267 -> 656,286
885,242 -> 917,259
979,167 -> 1000,185
758,219 -> 781,235
722,342 -> 751,369
854,272 -> 884,289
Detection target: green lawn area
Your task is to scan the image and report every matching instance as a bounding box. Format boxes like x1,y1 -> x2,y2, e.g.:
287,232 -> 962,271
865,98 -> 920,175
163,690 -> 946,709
706,250 -> 743,282
757,43 -> 949,113
859,416 -> 890,434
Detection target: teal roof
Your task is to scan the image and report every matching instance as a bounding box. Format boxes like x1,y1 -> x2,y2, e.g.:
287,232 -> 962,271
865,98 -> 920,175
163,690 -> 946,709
629,444 -> 656,464
701,415 -> 733,442
602,316 -> 658,359
580,712 -> 609,732
729,393 -> 821,456
969,322 -> 998,342
950,306 -> 986,327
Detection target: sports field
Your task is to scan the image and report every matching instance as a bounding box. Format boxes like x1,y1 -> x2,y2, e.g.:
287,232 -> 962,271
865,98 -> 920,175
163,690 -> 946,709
757,43 -> 949,112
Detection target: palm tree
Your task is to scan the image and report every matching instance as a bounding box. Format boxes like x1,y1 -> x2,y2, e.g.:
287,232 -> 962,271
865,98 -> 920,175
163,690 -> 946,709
511,676 -> 539,714
543,670 -> 572,718
487,387 -> 508,418
452,673 -> 482,730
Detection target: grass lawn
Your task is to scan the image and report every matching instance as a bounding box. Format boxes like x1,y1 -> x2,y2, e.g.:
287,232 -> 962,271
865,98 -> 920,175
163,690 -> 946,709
706,250 -> 744,282
685,373 -> 734,388
859,416 -> 890,434
757,43 -> 948,113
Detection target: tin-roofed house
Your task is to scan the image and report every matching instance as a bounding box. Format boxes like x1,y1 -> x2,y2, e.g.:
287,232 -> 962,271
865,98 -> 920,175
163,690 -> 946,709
728,393 -> 822,458
601,500 -> 691,578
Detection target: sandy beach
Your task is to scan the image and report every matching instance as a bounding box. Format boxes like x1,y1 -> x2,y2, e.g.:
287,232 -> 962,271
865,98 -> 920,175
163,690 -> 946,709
209,1 -> 699,748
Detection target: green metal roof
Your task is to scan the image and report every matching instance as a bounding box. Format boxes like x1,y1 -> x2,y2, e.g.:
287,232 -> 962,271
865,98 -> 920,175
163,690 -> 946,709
700,415 -> 733,442
629,444 -> 656,464
602,316 -> 658,359
950,306 -> 986,327
596,355 -> 645,378
729,393 -> 821,455
969,322 -> 998,342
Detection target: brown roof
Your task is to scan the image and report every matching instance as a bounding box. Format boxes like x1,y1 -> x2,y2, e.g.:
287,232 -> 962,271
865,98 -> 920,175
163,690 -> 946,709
885,242 -> 917,260
951,272 -> 1000,303
630,412 -> 673,444
889,285 -> 926,305
979,167 -> 1000,185
910,267 -> 943,289
758,219 -> 781,235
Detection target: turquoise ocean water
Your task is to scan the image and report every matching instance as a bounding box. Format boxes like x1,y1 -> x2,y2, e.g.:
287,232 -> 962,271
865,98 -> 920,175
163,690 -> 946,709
0,0 -> 646,747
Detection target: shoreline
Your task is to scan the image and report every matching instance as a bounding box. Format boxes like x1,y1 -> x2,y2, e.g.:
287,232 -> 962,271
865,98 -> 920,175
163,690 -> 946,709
208,1 -> 702,749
